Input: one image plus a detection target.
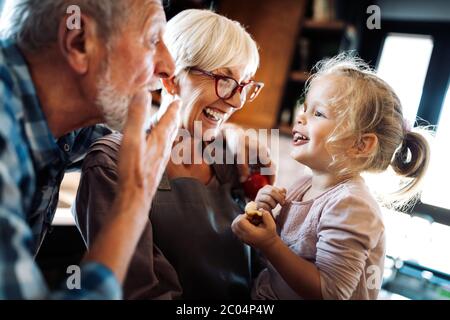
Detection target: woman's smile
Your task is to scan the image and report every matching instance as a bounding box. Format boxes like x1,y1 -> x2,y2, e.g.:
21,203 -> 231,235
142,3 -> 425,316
202,106 -> 225,122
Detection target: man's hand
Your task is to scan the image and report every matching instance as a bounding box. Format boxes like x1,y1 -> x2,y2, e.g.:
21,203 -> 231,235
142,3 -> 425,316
114,91 -> 181,219
232,210 -> 279,252
255,185 -> 287,212
85,90 -> 181,283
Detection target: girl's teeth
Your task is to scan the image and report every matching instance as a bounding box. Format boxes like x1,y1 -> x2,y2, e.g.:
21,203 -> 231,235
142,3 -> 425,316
293,133 -> 308,142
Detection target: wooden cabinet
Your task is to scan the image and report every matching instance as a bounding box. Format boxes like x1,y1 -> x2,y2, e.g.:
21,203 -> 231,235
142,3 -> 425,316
219,0 -> 351,133
218,0 -> 307,129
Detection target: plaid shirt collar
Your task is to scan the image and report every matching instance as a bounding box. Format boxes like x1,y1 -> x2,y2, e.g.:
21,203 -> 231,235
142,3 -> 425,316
1,38 -> 62,171
1,38 -> 112,252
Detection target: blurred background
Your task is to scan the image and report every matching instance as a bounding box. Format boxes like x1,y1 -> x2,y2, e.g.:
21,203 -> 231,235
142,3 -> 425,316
1,0 -> 449,300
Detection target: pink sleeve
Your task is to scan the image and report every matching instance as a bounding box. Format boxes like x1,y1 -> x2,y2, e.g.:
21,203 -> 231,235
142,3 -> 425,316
316,193 -> 384,300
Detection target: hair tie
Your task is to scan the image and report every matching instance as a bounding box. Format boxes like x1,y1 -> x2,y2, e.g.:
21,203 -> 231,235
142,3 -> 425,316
403,119 -> 412,134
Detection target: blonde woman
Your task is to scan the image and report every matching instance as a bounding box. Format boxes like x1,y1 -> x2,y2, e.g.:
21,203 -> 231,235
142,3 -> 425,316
74,9 -> 266,299
232,53 -> 430,300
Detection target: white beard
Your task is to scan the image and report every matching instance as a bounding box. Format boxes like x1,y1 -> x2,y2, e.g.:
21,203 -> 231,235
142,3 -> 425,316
96,67 -> 131,132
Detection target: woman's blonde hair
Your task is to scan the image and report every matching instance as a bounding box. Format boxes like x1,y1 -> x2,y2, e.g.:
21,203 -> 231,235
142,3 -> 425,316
163,9 -> 259,79
305,52 -> 430,200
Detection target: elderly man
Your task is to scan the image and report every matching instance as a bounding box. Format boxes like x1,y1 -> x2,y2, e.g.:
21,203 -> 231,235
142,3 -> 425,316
0,0 -> 181,299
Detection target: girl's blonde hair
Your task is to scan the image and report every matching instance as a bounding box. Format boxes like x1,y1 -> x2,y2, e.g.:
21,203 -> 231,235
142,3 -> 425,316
163,9 -> 259,79
305,52 -> 430,200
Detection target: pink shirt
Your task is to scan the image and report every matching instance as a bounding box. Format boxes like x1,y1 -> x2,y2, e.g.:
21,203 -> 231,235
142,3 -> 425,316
253,175 -> 386,300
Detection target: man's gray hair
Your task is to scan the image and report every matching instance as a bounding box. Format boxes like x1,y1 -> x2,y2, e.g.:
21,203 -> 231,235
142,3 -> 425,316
10,0 -> 152,51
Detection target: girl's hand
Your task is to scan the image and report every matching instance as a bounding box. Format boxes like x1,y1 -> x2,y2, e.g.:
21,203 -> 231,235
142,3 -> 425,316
232,210 -> 279,251
255,185 -> 287,212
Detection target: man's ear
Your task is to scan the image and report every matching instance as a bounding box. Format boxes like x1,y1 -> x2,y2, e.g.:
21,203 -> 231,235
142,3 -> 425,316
347,133 -> 378,158
57,14 -> 101,75
161,76 -> 179,95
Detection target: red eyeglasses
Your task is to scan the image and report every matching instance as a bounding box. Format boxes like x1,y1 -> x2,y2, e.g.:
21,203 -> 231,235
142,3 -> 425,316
190,67 -> 264,103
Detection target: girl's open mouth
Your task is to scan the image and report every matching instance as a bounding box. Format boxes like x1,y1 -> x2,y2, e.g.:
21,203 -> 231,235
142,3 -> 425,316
292,132 -> 310,146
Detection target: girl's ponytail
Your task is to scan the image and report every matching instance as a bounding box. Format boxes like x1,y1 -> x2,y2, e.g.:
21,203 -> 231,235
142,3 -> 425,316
390,129 -> 431,198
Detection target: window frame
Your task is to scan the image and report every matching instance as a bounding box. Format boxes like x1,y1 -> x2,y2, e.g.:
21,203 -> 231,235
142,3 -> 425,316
359,19 -> 450,225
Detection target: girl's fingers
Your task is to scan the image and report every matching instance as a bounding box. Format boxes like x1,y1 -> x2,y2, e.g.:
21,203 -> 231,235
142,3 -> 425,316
257,194 -> 277,209
259,185 -> 274,193
259,189 -> 285,205
258,186 -> 286,205
257,202 -> 272,212
261,210 -> 275,226
269,189 -> 286,205
232,215 -> 252,238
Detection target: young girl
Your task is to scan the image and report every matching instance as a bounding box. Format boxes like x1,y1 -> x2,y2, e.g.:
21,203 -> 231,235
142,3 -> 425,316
232,53 -> 430,300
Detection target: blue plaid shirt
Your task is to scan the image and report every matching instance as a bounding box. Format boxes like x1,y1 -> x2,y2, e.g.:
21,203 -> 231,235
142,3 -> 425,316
0,39 -> 121,299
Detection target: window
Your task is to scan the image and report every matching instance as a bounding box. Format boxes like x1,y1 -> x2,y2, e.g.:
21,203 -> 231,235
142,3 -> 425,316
421,85 -> 450,209
373,25 -> 450,277
376,32 -> 450,210
383,208 -> 450,274
377,33 -> 434,124
373,23 -> 450,226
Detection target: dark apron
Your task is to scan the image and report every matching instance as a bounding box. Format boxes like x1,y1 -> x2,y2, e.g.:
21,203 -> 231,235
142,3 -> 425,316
151,162 -> 253,299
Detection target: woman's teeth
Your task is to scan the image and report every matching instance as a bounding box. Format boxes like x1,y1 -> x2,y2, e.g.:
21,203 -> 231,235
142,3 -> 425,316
204,107 -> 223,122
